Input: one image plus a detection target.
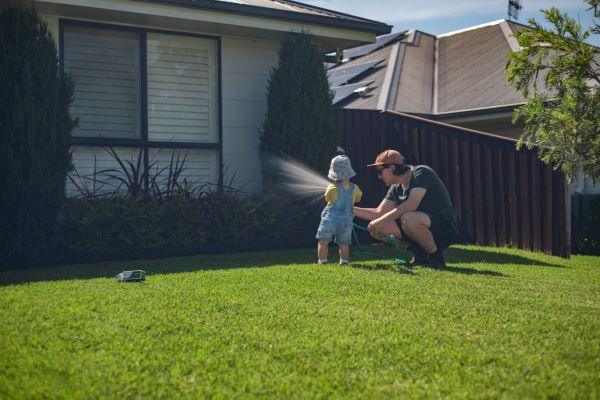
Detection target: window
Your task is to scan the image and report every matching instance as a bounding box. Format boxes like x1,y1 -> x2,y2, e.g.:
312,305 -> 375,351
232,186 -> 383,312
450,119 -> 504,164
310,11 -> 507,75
146,32 -> 218,143
64,26 -> 141,139
61,21 -> 221,196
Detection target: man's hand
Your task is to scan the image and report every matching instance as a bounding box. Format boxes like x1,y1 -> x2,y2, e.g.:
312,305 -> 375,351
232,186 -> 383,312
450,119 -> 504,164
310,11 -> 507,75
369,189 -> 426,233
367,217 -> 385,235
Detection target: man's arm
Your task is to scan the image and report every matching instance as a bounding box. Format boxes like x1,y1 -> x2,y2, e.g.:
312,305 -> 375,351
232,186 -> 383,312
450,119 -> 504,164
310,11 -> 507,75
368,188 -> 426,232
354,199 -> 397,221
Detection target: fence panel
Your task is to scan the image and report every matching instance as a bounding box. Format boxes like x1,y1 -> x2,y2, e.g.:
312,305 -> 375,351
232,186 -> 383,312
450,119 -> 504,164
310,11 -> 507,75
337,109 -> 570,257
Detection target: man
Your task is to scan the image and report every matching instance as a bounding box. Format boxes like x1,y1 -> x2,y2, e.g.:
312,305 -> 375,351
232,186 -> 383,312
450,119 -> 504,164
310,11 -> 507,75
354,150 -> 458,268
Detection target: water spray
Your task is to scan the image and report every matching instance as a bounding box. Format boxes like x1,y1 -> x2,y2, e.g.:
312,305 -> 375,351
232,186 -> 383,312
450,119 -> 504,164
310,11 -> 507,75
262,154 -> 330,204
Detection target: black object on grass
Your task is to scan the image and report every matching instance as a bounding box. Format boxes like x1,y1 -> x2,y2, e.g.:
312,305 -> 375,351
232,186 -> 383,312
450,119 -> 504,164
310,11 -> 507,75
116,270 -> 146,282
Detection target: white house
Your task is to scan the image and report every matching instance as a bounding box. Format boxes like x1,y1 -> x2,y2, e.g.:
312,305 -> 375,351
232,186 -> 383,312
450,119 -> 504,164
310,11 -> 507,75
34,0 -> 390,194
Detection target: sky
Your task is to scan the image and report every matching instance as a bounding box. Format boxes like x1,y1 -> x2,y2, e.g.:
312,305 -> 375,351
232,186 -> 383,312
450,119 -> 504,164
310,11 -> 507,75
301,0 -> 600,46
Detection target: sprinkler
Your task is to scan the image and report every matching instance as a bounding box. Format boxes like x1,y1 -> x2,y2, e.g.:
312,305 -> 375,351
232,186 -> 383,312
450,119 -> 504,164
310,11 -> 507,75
116,270 -> 146,282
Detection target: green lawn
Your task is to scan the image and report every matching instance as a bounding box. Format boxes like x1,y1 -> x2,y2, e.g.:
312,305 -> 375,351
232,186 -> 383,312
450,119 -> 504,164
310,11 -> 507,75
1,245 -> 599,399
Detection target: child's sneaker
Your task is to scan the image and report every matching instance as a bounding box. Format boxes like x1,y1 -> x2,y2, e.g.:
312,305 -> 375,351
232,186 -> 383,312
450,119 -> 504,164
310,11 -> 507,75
339,259 -> 349,265
317,259 -> 328,265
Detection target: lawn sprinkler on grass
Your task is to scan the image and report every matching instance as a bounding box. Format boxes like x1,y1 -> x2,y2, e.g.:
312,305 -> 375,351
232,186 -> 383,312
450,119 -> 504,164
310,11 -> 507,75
116,270 -> 146,282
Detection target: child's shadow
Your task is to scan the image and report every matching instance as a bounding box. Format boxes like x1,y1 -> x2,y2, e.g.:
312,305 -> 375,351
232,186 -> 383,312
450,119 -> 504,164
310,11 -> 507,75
351,262 -> 416,275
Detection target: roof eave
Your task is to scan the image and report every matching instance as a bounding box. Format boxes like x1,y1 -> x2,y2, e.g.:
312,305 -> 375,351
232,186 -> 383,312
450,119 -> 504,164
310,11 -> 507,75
140,0 -> 392,35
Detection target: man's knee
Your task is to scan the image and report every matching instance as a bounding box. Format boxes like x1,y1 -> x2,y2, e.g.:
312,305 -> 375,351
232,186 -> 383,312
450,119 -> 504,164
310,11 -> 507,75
401,212 -> 429,232
400,213 -> 416,231
369,220 -> 402,242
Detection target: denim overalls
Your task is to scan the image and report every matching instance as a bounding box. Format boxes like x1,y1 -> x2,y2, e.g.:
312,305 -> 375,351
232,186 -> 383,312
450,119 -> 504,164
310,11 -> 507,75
315,183 -> 355,245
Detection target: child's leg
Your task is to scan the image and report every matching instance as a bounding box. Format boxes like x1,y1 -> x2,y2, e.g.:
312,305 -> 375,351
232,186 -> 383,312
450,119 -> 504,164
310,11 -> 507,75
337,221 -> 353,264
338,245 -> 349,264
317,240 -> 329,263
316,215 -> 334,264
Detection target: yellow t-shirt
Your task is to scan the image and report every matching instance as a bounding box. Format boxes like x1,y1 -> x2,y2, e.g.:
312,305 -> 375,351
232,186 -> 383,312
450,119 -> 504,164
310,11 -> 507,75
324,183 -> 362,207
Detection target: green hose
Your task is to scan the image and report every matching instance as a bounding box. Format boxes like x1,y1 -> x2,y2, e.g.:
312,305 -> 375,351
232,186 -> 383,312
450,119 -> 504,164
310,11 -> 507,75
352,222 -> 411,265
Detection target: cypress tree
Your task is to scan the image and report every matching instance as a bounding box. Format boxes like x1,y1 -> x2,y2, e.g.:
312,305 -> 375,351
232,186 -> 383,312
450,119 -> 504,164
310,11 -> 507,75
0,4 -> 77,268
260,32 -> 340,183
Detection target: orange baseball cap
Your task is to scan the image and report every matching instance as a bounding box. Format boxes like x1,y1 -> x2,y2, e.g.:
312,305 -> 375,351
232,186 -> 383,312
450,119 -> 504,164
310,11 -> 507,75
367,150 -> 405,167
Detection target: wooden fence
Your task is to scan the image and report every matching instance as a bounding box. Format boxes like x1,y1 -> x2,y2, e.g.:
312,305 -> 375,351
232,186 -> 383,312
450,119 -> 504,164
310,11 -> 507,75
337,109 -> 570,257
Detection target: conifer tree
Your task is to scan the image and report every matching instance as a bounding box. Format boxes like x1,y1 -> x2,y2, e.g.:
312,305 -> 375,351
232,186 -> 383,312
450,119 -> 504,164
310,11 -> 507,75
0,4 -> 77,267
261,32 -> 340,182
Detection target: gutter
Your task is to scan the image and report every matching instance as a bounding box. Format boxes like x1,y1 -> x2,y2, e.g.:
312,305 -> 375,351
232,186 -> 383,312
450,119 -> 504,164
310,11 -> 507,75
408,103 -> 525,120
383,109 -> 520,144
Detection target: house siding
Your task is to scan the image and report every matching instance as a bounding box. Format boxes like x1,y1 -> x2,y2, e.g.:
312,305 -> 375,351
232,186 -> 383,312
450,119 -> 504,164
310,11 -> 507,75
44,14 -> 59,41
221,37 -> 279,192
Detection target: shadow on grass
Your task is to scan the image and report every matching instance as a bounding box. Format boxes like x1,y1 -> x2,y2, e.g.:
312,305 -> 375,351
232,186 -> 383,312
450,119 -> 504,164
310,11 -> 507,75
446,247 -> 564,268
443,266 -> 506,277
351,261 -> 506,277
0,248 -> 318,287
0,245 -> 561,286
351,262 -> 416,275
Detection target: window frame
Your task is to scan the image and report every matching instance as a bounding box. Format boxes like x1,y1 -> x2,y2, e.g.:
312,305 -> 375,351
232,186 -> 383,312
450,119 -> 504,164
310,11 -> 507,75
59,19 -> 223,185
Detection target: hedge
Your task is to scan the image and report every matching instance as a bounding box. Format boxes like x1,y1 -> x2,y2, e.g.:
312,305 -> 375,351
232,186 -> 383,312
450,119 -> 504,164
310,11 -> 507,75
2,192 -> 320,269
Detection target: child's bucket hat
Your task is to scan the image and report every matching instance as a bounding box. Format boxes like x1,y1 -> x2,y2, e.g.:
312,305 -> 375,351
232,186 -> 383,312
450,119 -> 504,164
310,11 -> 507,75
328,155 -> 356,180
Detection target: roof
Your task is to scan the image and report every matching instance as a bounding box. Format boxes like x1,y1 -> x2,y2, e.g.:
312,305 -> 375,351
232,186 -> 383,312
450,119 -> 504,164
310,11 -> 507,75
437,22 -> 524,113
328,19 -> 532,115
141,0 -> 392,35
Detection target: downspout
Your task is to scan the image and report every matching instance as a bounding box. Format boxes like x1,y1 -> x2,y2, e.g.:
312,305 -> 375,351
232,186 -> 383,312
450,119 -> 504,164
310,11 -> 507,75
432,36 -> 439,114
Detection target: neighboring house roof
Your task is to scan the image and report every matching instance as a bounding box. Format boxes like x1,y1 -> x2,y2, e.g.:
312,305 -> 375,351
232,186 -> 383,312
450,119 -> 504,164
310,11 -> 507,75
437,21 -> 524,113
142,0 -> 392,35
330,19 -> 531,116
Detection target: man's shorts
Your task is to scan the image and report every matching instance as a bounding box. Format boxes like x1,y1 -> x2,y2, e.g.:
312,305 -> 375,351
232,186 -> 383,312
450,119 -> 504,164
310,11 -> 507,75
398,213 -> 458,251
316,218 -> 353,246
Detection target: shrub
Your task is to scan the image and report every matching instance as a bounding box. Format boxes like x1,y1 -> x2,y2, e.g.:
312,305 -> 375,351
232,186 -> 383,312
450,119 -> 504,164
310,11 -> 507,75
260,32 -> 340,184
47,192 -> 318,266
573,195 -> 600,255
0,5 -> 76,268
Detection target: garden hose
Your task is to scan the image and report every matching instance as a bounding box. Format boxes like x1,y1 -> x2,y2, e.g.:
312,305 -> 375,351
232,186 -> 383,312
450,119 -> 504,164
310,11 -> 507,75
352,222 -> 411,265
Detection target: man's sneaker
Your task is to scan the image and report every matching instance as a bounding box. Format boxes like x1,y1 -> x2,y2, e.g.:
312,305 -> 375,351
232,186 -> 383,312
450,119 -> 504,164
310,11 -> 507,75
408,245 -> 429,266
426,250 -> 446,269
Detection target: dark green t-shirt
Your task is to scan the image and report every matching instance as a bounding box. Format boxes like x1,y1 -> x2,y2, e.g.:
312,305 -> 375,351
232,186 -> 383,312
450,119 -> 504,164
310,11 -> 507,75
385,165 -> 458,231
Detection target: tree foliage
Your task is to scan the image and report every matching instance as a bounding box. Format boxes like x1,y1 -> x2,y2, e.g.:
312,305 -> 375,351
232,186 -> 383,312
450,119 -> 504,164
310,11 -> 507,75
506,1 -> 600,181
260,32 -> 340,181
0,5 -> 76,267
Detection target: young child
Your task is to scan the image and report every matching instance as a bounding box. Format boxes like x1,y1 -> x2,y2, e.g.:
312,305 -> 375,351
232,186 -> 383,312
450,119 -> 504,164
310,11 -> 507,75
316,155 -> 362,265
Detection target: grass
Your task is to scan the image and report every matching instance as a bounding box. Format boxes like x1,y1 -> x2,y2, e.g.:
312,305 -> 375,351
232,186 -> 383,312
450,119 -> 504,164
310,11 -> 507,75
0,245 -> 599,399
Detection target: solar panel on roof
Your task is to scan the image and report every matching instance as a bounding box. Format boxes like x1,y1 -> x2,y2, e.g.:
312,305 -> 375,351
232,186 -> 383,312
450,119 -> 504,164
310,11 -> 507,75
327,59 -> 383,87
331,81 -> 373,105
343,31 -> 406,60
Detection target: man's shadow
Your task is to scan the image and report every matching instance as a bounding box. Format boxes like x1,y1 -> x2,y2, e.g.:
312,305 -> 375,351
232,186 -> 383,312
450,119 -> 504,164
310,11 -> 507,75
351,262 -> 416,275
351,260 -> 506,277
446,247 -> 564,268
